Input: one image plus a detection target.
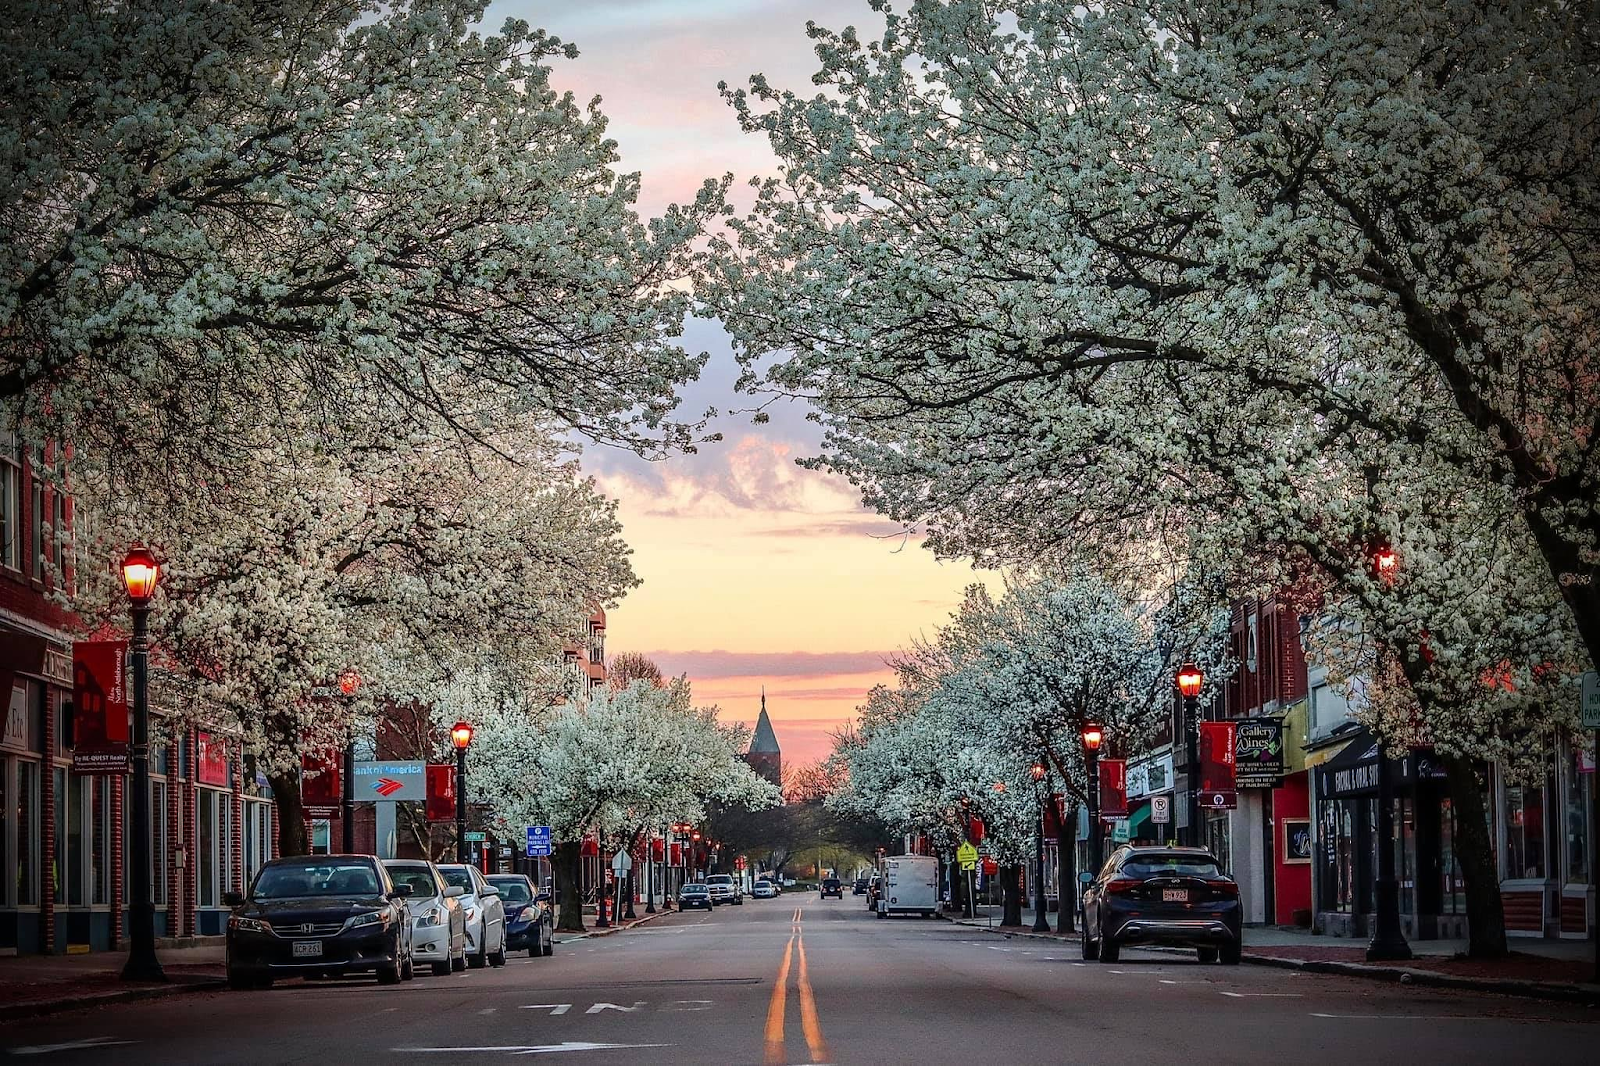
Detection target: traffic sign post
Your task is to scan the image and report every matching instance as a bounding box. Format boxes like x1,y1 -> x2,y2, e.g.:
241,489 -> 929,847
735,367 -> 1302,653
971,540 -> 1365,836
611,850 -> 633,874
956,841 -> 979,871
526,825 -> 552,858
1151,795 -> 1171,824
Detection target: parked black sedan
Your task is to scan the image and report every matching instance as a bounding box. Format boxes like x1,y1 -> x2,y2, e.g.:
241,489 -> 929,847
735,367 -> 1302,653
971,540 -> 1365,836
486,873 -> 555,957
1081,846 -> 1241,964
678,883 -> 714,910
224,855 -> 414,988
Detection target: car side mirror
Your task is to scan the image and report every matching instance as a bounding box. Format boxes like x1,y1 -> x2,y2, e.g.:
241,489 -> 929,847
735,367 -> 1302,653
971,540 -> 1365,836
480,885 -> 500,897
390,884 -> 413,899
535,891 -> 552,903
444,886 -> 465,898
1078,871 -> 1094,885
223,891 -> 244,908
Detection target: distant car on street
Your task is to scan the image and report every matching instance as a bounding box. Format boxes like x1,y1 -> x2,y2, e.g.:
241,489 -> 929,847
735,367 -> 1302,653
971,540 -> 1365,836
486,873 -> 555,958
751,879 -> 778,899
224,855 -> 414,989
820,877 -> 843,899
679,883 -> 714,910
437,863 -> 508,969
383,859 -> 466,976
1081,846 -> 1241,964
866,875 -> 882,910
852,877 -> 869,895
706,873 -> 742,905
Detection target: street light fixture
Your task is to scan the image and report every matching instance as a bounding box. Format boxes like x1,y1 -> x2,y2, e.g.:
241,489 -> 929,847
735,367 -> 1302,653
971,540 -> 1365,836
1176,662 -> 1203,847
338,671 -> 361,854
1029,758 -> 1049,933
1365,543 -> 1413,963
1081,723 -> 1104,874
120,547 -> 165,983
451,720 -> 473,863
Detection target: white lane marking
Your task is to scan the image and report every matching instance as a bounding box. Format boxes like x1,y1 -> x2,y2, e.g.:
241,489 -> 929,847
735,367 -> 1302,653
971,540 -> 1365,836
478,1008 -> 497,1016
393,1042 -> 672,1055
1159,979 -> 1210,984
1309,1013 -> 1540,1021
522,1004 -> 572,1015
8,1039 -> 137,1056
659,1000 -> 714,1012
585,1002 -> 646,1014
1220,991 -> 1302,998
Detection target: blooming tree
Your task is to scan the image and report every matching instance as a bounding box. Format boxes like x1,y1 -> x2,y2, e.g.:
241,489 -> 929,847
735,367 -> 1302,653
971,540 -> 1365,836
468,678 -> 781,930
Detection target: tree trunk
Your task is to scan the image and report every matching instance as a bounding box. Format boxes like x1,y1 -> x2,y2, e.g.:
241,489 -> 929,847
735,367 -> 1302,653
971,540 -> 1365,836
1441,755 -> 1507,958
1000,864 -> 1024,926
949,855 -> 966,915
553,840 -> 586,933
269,769 -> 309,856
1055,821 -> 1076,934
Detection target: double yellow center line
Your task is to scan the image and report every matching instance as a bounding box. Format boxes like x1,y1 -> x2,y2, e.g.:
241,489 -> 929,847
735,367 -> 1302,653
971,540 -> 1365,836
764,906 -> 829,1065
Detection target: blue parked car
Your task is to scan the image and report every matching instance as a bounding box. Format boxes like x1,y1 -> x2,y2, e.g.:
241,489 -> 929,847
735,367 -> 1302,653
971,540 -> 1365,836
485,874 -> 554,957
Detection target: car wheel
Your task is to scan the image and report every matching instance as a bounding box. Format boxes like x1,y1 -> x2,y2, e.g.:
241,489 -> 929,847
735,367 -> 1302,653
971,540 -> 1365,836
402,950 -> 416,980
431,960 -> 452,977
490,937 -> 507,968
1220,941 -> 1242,966
1099,928 -> 1120,963
377,960 -> 402,985
451,948 -> 467,973
876,907 -> 886,919
1080,923 -> 1099,961
1197,947 -> 1219,964
227,968 -> 253,991
468,939 -> 488,969
256,975 -> 274,989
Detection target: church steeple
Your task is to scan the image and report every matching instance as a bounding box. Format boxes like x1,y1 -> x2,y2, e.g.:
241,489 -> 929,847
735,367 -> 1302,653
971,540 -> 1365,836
745,687 -> 782,784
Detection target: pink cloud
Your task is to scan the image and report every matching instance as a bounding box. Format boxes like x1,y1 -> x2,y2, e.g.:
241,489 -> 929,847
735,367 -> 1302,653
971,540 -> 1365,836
645,649 -> 893,679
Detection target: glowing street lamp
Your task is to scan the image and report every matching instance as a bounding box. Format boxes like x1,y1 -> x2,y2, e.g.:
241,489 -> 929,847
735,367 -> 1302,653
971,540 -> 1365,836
1081,724 -> 1105,872
1176,663 -> 1204,847
121,548 -> 165,983
1030,758 -> 1049,932
452,721 -> 473,862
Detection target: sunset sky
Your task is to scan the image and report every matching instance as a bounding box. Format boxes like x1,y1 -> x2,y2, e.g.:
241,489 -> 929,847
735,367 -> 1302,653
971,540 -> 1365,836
491,0 -> 990,764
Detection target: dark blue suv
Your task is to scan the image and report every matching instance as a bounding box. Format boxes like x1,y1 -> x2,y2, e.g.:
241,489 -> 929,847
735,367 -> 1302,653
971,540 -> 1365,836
1081,847 -> 1241,964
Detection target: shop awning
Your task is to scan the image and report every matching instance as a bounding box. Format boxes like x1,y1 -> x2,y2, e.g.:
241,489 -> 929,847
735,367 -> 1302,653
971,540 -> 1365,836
1127,803 -> 1152,833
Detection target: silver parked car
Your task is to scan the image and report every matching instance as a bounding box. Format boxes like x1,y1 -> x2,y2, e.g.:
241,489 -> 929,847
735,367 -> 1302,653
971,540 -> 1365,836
383,859 -> 467,976
436,863 -> 507,969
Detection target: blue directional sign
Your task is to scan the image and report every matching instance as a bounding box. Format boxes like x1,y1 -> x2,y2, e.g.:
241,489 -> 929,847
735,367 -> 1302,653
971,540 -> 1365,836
526,825 -> 552,858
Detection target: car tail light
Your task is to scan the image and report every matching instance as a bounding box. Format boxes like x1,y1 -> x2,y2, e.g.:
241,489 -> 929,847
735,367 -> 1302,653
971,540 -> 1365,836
1206,880 -> 1239,896
1104,879 -> 1141,895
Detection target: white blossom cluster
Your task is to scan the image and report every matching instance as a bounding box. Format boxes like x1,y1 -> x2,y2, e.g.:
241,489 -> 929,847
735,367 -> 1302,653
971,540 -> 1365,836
831,572 -> 1228,862
699,0 -> 1595,769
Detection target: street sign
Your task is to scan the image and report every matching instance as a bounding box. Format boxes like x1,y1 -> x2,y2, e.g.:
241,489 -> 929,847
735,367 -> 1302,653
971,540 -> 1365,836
956,841 -> 979,870
351,760 -> 426,802
1151,795 -> 1171,823
464,831 -> 486,842
1111,819 -> 1130,843
526,825 -> 552,858
1582,672 -> 1600,729
612,850 -> 633,874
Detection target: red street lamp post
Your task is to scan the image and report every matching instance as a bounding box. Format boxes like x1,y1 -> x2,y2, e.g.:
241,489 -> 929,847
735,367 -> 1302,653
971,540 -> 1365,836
1030,758 -> 1049,933
1081,724 -> 1105,873
121,548 -> 165,983
451,721 -> 473,863
1175,662 -> 1204,847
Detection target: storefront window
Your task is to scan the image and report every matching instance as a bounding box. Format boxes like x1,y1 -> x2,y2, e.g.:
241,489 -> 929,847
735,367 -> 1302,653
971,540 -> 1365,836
67,773 -> 85,906
197,790 -> 217,907
153,781 -> 168,906
1565,748 -> 1591,884
16,760 -> 37,905
92,777 -> 111,905
1503,782 -> 1546,880
1440,796 -> 1466,915
1395,797 -> 1415,916
52,766 -> 65,904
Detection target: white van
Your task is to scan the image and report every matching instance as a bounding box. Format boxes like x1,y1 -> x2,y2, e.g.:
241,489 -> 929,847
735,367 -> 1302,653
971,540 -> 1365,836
876,855 -> 938,918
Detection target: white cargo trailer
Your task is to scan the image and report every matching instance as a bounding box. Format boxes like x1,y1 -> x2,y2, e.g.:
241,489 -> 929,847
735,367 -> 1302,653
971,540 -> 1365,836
877,855 -> 938,918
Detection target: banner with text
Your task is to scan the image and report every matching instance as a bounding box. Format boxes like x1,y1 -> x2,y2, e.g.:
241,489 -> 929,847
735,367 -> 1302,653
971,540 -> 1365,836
1199,720 -> 1238,809
71,641 -> 129,774
1099,759 -> 1128,818
426,764 -> 456,821
301,751 -> 341,818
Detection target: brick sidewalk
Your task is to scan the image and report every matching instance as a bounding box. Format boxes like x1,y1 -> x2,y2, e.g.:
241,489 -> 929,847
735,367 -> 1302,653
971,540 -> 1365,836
0,944 -> 227,1022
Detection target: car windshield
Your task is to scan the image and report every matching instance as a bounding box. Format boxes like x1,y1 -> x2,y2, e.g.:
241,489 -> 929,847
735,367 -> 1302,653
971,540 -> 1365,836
754,880 -> 770,887
438,868 -> 475,892
490,879 -> 532,903
1121,854 -> 1223,879
707,875 -> 732,884
384,866 -> 438,898
682,885 -> 708,894
254,861 -> 380,899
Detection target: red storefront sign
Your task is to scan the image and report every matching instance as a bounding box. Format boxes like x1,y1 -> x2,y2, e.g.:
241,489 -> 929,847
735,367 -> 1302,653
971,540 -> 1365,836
196,731 -> 229,786
1199,720 -> 1238,809
426,764 -> 456,821
1099,759 -> 1128,818
651,838 -> 665,861
71,641 -> 129,773
301,751 -> 341,818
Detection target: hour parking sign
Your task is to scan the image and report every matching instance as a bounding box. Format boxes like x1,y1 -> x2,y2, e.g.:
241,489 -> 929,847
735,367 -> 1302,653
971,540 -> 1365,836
526,825 -> 552,858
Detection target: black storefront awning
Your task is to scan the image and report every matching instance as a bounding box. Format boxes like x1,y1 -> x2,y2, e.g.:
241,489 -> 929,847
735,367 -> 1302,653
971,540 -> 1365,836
1315,729 -> 1447,801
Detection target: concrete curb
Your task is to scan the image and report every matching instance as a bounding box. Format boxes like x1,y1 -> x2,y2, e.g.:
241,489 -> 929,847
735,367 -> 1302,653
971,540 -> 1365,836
554,906 -> 673,944
934,914 -> 1600,1006
0,976 -> 227,1023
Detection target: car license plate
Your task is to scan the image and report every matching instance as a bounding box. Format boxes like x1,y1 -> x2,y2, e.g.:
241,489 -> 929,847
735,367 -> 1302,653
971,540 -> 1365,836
292,940 -> 323,958
1162,889 -> 1188,902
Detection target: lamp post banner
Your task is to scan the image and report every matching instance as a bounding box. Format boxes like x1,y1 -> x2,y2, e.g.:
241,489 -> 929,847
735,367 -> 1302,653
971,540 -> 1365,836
426,764 -> 456,821
1199,721 -> 1238,809
72,641 -> 129,774
1098,759 -> 1128,818
301,750 -> 341,818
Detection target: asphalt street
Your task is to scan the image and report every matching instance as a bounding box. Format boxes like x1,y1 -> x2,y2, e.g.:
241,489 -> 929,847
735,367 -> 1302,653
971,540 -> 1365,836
2,895 -> 1595,1064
